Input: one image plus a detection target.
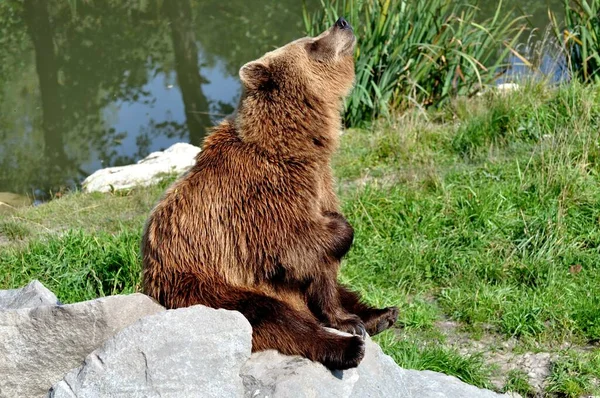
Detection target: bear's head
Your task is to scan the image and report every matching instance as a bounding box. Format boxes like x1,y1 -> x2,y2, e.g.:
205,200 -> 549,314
235,17 -> 356,155
239,17 -> 356,110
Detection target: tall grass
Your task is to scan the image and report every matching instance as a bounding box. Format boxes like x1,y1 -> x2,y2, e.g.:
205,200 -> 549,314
303,0 -> 527,126
551,0 -> 600,83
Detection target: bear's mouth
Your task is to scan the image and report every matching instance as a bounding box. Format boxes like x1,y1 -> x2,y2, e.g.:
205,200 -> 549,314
339,35 -> 356,56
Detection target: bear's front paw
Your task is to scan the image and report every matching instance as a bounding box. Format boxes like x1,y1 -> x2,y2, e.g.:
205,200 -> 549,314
322,334 -> 365,370
331,315 -> 367,339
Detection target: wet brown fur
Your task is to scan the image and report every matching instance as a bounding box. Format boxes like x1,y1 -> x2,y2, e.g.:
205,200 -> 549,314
141,22 -> 398,370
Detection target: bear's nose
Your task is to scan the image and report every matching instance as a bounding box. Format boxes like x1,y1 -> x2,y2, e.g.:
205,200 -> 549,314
335,17 -> 352,30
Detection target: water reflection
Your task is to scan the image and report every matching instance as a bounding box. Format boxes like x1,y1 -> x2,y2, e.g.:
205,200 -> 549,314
0,0 -> 314,198
24,0 -> 65,163
477,0 -> 565,32
0,0 -> 568,198
165,0 -> 211,145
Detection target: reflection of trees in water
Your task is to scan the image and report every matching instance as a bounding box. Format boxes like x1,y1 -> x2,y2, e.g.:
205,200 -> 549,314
192,0 -> 313,76
0,0 -> 173,196
475,0 -> 565,31
52,0 -> 173,174
0,0 -> 70,196
164,0 -> 211,146
0,0 -> 315,196
98,119 -> 188,167
23,0 -> 65,163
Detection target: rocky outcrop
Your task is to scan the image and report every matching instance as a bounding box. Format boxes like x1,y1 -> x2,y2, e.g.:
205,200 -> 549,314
0,282 -> 518,398
82,143 -> 201,193
0,293 -> 164,398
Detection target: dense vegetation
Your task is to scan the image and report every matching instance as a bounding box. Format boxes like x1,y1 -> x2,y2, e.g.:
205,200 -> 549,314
305,0 -> 600,126
551,0 -> 600,83
304,0 -> 527,126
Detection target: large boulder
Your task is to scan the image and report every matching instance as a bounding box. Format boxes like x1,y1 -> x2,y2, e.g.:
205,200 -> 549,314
0,294 -> 164,398
47,306 -> 252,398
82,143 -> 201,193
0,280 -> 59,310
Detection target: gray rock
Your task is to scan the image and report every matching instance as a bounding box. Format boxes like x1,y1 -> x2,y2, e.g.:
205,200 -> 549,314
47,305 -> 252,398
0,293 -> 164,398
82,142 -> 201,193
242,335 -> 512,398
0,280 -> 59,310
0,281 -> 517,398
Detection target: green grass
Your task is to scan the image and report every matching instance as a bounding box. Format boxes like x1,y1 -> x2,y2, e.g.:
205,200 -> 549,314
337,82 -> 600,345
0,221 -> 31,240
1,83 -> 600,395
0,177 -> 175,300
503,369 -> 536,397
547,350 -> 600,397
0,229 -> 141,303
376,330 -> 494,389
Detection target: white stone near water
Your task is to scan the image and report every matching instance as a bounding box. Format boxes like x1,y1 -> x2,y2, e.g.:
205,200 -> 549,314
496,83 -> 520,92
0,282 -> 519,398
82,143 -> 201,193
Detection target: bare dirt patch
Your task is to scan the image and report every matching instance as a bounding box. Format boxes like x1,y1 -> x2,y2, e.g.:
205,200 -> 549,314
435,320 -> 591,397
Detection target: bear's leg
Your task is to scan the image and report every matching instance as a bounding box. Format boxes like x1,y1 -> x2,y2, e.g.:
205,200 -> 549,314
306,270 -> 367,338
166,273 -> 365,370
239,292 -> 365,370
337,284 -> 399,336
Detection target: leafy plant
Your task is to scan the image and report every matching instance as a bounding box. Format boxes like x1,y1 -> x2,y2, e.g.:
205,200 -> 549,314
303,0 -> 527,126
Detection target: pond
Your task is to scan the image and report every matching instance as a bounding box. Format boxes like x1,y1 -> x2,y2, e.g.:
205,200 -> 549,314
0,0 -> 566,200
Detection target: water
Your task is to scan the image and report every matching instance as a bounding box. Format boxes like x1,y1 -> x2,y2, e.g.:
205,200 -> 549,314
0,0 -> 566,199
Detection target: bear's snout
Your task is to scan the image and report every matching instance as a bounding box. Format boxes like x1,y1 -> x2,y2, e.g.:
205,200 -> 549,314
334,17 -> 352,31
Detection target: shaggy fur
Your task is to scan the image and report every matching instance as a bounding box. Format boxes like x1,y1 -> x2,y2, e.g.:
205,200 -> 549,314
142,19 -> 398,370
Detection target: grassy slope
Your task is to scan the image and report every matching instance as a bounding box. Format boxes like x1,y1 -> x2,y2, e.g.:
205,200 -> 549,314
1,83 -> 600,396
334,82 -> 600,396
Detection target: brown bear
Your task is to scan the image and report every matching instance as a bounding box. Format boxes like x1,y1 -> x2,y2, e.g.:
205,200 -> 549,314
141,17 -> 398,370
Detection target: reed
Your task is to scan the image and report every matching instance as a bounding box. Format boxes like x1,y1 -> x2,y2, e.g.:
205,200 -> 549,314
550,0 -> 600,83
303,0 -> 527,126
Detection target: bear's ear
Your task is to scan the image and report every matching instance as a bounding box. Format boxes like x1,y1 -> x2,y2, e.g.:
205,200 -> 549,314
239,61 -> 271,90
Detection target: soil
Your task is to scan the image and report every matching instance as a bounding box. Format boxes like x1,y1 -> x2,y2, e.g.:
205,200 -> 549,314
434,320 -> 599,397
